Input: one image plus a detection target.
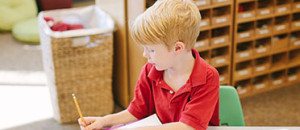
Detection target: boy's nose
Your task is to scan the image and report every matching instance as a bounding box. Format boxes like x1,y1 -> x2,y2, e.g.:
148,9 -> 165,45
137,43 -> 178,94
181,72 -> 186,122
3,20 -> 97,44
143,51 -> 149,58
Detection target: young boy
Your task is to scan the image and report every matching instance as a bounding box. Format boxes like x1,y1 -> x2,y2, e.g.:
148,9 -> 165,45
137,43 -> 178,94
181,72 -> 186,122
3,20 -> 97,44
79,0 -> 219,129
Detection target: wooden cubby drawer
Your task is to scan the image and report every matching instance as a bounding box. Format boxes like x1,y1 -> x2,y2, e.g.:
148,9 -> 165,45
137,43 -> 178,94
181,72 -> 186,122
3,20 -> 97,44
270,70 -> 286,87
275,1 -> 291,15
210,48 -> 230,67
253,74 -> 269,90
254,38 -> 271,58
216,66 -> 230,85
292,1 -> 300,12
290,31 -> 300,49
237,11 -> 255,23
256,18 -> 273,38
237,22 -> 255,42
211,27 -> 230,48
235,79 -> 252,96
237,30 -> 255,42
253,56 -> 271,75
235,41 -> 253,62
287,66 -> 300,83
274,15 -> 290,35
235,60 -> 252,80
292,21 -> 300,31
211,35 -> 229,48
257,8 -> 273,19
212,6 -> 231,27
292,13 -> 300,31
199,19 -> 211,30
195,30 -> 210,51
199,51 -> 210,63
210,55 -> 230,67
195,40 -> 210,51
237,2 -> 255,22
212,0 -> 231,6
256,0 -> 274,18
274,23 -> 290,34
212,15 -> 231,27
288,48 -> 300,66
271,52 -> 288,71
272,34 -> 289,53
199,9 -> 211,30
194,0 -> 211,8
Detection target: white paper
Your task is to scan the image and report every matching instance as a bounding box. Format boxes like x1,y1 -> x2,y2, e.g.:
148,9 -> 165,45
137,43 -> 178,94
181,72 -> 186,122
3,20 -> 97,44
118,114 -> 162,129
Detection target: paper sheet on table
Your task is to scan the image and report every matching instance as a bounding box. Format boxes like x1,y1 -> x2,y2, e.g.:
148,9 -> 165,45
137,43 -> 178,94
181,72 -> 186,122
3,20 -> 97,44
117,114 -> 162,129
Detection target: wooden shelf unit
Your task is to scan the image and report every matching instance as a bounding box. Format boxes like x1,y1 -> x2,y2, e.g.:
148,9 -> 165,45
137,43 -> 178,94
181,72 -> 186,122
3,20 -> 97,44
96,0 -> 300,107
194,0 -> 234,85
233,0 -> 300,98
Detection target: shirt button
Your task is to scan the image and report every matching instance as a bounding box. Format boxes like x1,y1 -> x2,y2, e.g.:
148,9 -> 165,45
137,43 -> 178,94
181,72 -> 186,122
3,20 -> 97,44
169,90 -> 174,94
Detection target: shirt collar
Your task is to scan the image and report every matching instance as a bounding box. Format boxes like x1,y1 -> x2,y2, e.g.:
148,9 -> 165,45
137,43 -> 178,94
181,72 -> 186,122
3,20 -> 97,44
189,48 -> 207,87
147,49 -> 207,87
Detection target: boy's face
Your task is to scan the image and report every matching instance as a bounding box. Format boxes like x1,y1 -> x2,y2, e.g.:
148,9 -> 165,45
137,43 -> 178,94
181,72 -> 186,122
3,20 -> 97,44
142,44 -> 175,71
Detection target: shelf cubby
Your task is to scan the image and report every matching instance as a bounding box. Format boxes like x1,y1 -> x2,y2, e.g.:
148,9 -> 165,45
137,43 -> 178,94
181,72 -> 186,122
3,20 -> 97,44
274,15 -> 290,35
253,56 -> 271,76
237,1 -> 256,23
274,0 -> 291,15
195,30 -> 210,51
292,0 -> 300,12
254,37 -> 271,58
287,65 -> 300,83
270,69 -> 286,87
237,22 -> 255,42
235,78 -> 252,96
210,46 -> 230,67
252,74 -> 270,91
272,33 -> 289,53
288,48 -> 300,66
256,0 -> 274,18
271,52 -> 288,71
290,31 -> 300,49
216,66 -> 230,85
235,41 -> 253,62
292,12 -> 300,31
211,27 -> 230,48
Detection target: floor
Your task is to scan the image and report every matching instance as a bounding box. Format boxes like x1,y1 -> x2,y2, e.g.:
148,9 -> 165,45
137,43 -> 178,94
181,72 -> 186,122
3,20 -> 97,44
241,85 -> 300,126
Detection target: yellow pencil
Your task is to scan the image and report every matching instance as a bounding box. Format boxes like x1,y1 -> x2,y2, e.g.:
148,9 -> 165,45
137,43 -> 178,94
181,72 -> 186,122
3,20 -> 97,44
72,93 -> 87,125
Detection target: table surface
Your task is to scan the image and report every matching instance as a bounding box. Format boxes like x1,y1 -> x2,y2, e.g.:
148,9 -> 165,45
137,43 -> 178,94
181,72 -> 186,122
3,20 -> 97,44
208,126 -> 300,130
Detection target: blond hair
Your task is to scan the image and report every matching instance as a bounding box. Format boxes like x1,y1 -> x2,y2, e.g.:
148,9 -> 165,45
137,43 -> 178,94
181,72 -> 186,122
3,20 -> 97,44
130,0 -> 201,50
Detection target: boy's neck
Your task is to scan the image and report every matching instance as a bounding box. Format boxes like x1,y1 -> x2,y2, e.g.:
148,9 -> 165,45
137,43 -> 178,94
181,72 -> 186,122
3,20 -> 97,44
164,50 -> 195,79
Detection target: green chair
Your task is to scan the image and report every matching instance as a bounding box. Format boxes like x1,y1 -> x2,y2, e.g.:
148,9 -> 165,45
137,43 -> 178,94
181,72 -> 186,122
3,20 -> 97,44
220,86 -> 245,126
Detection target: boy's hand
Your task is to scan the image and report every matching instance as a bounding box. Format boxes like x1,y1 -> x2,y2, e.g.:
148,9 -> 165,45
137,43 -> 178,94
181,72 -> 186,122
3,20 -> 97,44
78,117 -> 106,130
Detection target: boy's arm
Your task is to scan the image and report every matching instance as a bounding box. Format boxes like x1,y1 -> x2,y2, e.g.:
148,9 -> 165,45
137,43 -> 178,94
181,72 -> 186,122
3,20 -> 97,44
83,110 -> 138,129
120,122 -> 194,130
103,110 -> 138,126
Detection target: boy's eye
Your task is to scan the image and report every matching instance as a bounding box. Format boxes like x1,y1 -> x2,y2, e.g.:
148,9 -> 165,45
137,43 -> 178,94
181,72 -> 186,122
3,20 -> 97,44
150,50 -> 155,52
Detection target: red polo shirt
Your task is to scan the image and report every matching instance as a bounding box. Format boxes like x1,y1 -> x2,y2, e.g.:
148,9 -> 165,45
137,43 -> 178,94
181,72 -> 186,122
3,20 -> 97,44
127,49 -> 220,130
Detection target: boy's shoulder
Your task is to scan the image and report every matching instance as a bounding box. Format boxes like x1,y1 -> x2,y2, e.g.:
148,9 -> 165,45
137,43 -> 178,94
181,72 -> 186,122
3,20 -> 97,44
199,58 -> 219,78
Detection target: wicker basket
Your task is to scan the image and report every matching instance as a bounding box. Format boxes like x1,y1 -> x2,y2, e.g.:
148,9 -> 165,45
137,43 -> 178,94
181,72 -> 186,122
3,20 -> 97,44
38,6 -> 114,123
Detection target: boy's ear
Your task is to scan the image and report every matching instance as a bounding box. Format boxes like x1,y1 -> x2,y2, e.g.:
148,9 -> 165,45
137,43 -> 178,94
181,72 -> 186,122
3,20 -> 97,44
174,41 -> 185,53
